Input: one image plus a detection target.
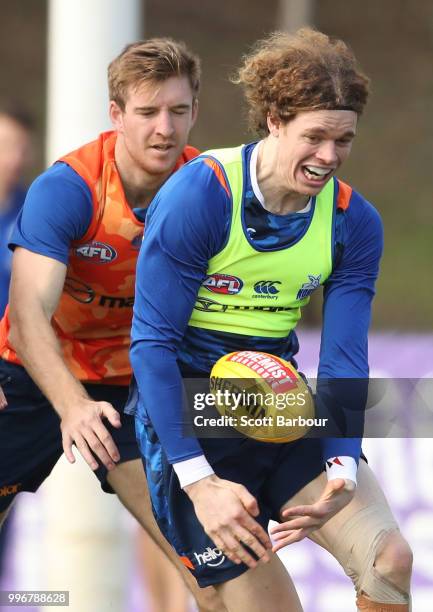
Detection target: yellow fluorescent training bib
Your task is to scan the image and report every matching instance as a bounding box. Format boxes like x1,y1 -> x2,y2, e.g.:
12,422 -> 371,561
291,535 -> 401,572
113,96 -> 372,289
189,145 -> 335,337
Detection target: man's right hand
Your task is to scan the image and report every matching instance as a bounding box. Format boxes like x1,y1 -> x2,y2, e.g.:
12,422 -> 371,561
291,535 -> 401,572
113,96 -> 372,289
60,398 -> 121,471
184,474 -> 272,569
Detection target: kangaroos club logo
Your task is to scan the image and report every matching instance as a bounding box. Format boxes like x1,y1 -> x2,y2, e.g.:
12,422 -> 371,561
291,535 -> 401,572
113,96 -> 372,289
296,274 -> 322,300
203,274 -> 243,295
75,241 -> 117,263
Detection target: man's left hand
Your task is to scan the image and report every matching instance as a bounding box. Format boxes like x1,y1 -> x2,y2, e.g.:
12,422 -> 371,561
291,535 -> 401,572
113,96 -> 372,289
270,478 -> 356,552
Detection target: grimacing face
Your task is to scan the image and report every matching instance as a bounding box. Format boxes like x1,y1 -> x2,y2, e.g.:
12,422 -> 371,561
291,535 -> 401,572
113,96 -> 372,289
110,75 -> 198,181
267,109 -> 358,196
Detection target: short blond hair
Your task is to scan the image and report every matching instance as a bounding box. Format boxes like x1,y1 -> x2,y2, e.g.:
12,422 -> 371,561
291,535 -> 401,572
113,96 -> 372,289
233,28 -> 370,135
108,38 -> 201,110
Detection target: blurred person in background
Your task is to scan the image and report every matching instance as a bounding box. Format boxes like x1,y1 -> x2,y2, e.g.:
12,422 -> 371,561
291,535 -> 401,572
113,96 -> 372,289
0,39 -> 223,612
129,29 -> 413,612
0,105 -> 33,581
0,106 -> 33,322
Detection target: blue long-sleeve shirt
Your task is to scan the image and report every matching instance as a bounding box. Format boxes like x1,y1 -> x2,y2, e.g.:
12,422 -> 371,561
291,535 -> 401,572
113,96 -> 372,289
9,163 -> 93,262
129,143 -> 384,469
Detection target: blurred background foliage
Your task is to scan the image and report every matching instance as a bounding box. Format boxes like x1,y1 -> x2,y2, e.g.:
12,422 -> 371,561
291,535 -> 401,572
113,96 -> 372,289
1,0 -> 432,329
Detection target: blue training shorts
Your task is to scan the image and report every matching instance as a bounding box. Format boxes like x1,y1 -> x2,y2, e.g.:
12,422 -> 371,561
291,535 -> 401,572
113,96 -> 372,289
135,415 -> 325,588
0,358 -> 140,512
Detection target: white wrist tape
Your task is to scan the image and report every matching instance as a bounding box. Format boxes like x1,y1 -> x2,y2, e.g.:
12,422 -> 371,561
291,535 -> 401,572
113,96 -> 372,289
325,456 -> 358,485
173,455 -> 215,488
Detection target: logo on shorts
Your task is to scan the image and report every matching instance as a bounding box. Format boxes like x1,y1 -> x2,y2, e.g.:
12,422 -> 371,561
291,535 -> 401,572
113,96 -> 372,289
203,274 -> 243,295
75,241 -> 117,263
193,546 -> 226,567
296,274 -> 322,300
0,483 -> 21,497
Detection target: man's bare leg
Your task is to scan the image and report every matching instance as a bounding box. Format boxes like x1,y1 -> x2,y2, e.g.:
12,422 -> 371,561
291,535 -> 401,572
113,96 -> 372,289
136,527 -> 190,612
107,459 -> 226,612
282,461 -> 412,611
215,553 -> 303,612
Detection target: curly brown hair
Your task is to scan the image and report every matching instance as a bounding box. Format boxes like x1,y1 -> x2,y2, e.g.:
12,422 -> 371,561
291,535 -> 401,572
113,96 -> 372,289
233,28 -> 370,135
108,38 -> 201,111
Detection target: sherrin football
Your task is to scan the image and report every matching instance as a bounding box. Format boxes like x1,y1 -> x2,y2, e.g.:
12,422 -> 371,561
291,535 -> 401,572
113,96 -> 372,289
210,350 -> 315,443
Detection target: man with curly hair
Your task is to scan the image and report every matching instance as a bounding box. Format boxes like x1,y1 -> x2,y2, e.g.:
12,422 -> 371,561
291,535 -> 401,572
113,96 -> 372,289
130,29 -> 412,611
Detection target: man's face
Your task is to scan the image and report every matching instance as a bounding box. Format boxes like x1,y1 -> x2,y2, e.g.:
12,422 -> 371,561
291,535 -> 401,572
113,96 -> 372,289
268,110 -> 357,196
110,76 -> 198,181
0,115 -> 32,191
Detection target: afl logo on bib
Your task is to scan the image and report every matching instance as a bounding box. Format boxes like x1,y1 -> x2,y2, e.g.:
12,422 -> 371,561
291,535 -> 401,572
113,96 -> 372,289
203,274 -> 243,295
75,241 -> 117,263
